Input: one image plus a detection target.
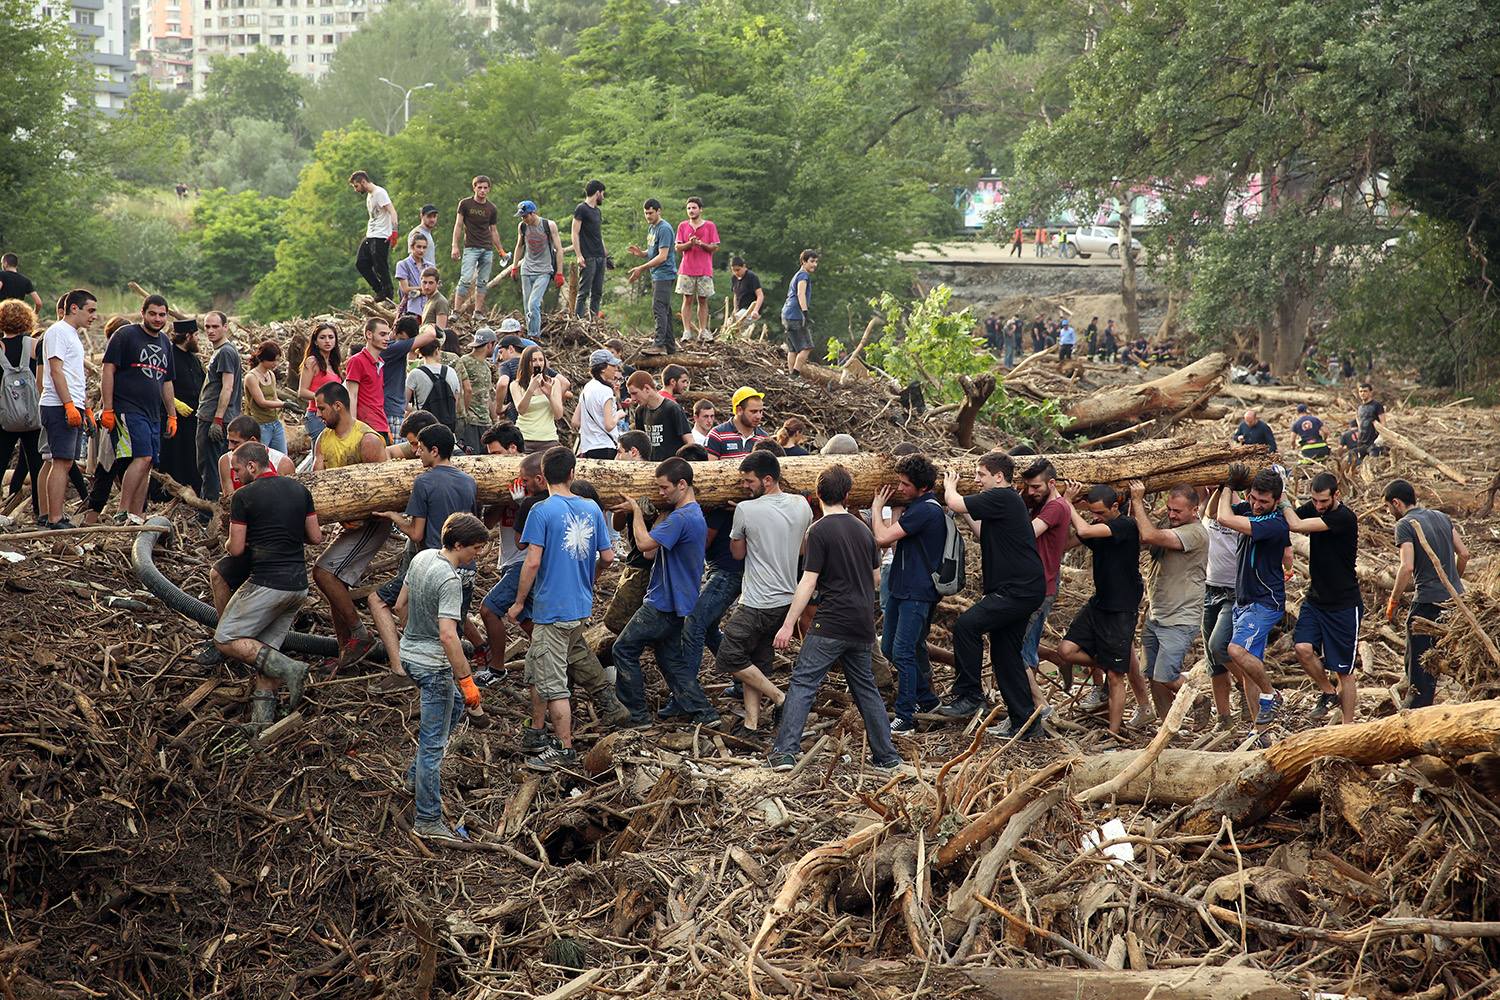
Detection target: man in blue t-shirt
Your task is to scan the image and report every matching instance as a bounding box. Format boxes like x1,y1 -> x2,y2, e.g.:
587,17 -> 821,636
780,249 -> 819,375
626,198 -> 679,355
871,452 -> 947,731
1289,403 -> 1329,460
1215,466 -> 1290,741
382,314 -> 438,438
101,295 -> 179,519
509,447 -> 616,772
610,456 -> 716,727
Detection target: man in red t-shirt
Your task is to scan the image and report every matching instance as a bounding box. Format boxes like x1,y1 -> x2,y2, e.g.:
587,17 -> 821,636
1019,458 -> 1071,713
674,196 -> 720,342
343,317 -> 392,442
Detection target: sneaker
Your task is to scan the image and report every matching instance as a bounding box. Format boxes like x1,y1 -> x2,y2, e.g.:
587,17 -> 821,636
767,752 -> 797,772
1078,687 -> 1109,712
402,771 -> 415,794
339,629 -> 376,668
871,756 -> 903,773
641,344 -> 667,356
525,743 -> 580,773
34,515 -> 49,528
1310,691 -> 1338,720
890,716 -> 918,734
520,726 -> 560,755
47,517 -> 76,531
413,819 -> 467,841
726,679 -> 744,700
916,697 -> 942,715
692,711 -> 724,729
622,713 -> 655,729
195,641 -> 225,667
472,668 -> 506,689
934,696 -> 984,719
727,720 -> 766,743
1127,707 -> 1156,730
699,331 -> 716,343
1256,692 -> 1282,729
657,700 -> 694,721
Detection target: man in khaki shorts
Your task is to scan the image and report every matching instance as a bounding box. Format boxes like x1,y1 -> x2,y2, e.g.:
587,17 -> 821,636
674,196 -> 720,341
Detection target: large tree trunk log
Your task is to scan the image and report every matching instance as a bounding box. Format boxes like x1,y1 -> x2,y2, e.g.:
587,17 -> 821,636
1376,421 -> 1467,484
1222,383 -> 1341,408
956,966 -> 1297,999
1058,353 -> 1228,433
289,439 -> 1268,522
1181,701 -> 1500,833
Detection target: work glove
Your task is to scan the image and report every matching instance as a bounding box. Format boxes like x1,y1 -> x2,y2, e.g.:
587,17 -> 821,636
208,418 -> 225,444
1385,594 -> 1399,623
165,414 -> 178,439
174,397 -> 193,417
553,272 -> 565,287
82,407 -> 96,430
64,401 -> 83,427
458,674 -> 482,711
387,231 -> 399,249
99,408 -> 116,432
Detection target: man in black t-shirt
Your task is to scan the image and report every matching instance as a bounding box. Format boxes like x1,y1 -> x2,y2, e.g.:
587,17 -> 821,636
936,452 -> 1047,740
212,442 -> 322,729
571,180 -> 607,318
0,253 -> 41,309
768,464 -> 899,772
1354,382 -> 1385,458
625,371 -> 693,461
729,257 -> 764,323
1055,483 -> 1150,735
1282,472 -> 1362,724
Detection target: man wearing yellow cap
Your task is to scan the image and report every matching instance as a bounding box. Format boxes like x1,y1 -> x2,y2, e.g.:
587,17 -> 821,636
705,387 -> 769,460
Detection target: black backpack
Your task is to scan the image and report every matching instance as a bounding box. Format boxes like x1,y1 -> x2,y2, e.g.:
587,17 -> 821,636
419,365 -> 459,431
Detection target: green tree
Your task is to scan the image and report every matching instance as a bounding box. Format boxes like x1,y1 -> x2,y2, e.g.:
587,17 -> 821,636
0,0 -> 101,288
192,188 -> 289,300
302,0 -> 491,136
186,47 -> 306,142
195,118 -> 309,198
98,82 -> 191,186
249,126 -> 390,320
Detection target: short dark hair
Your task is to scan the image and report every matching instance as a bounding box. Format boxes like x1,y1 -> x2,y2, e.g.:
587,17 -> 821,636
1383,479 -> 1417,506
232,440 -> 269,469
1249,470 -> 1283,500
1168,484 -> 1201,504
752,439 -> 785,456
403,410 -> 439,439
817,465 -> 853,505
143,293 -> 169,313
571,479 -> 601,506
893,453 -> 937,491
62,289 -> 96,314
799,249 -> 819,264
498,335 -> 526,351
1309,472 -> 1339,495
317,382 -> 350,408
418,338 -> 439,358
693,398 -> 715,415
542,445 -> 575,484
1086,484 -> 1119,506
662,364 -> 687,385
1008,444 -> 1038,458
1358,381 -> 1373,391
364,316 -> 388,334
394,314 -> 420,338
686,196 -> 703,208
348,170 -> 370,183
255,339 -> 281,363
618,430 -> 650,457
730,256 -> 745,267
643,197 -> 661,211
519,450 -> 544,478
585,179 -> 606,197
226,414 -> 260,439
482,423 -> 525,451
656,457 -> 693,487
472,174 -> 491,187
1022,459 -> 1056,482
441,512 -> 489,549
205,310 -> 228,327
417,423 -> 456,458
1,252 -> 18,267
740,450 -> 781,481
976,451 -> 1014,481
890,442 -> 920,457
420,266 -> 440,280
676,443 -> 710,461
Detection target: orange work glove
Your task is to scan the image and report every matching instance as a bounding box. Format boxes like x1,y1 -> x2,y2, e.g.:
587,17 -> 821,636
1385,594 -> 1399,623
99,408 -> 116,432
64,401 -> 82,427
457,675 -> 482,711
553,272 -> 565,287
387,230 -> 399,248
165,413 -> 178,439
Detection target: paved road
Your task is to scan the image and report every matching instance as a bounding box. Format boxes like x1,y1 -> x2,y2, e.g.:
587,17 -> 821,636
899,241 -> 1127,266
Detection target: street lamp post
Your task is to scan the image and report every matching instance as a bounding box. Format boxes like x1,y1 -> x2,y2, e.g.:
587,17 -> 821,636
378,77 -> 434,127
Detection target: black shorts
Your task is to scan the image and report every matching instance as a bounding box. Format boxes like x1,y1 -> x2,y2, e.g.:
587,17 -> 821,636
714,603 -> 789,674
1064,598 -> 1137,674
215,553 -> 253,591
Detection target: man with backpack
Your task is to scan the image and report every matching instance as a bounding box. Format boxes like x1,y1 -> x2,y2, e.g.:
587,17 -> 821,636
512,200 -> 564,342
405,338 -> 462,434
871,452 -> 956,733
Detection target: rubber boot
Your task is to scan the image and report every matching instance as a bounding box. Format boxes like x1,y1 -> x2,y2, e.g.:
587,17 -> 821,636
592,687 -> 632,729
256,646 -> 310,710
248,691 -> 277,729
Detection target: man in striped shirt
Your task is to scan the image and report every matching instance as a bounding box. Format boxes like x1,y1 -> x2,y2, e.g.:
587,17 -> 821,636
705,386 -> 769,459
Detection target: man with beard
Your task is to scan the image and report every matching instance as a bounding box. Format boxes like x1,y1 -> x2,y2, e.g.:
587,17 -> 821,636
157,319 -> 204,496
100,295 -> 178,519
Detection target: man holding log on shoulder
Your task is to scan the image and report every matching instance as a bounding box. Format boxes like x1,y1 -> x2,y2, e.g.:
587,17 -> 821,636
1281,472 -> 1363,724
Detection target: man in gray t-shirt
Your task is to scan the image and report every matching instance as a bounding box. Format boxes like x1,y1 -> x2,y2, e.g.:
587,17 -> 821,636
1385,478 -> 1470,709
714,452 -> 814,736
400,547 -> 465,668
195,315 -> 243,503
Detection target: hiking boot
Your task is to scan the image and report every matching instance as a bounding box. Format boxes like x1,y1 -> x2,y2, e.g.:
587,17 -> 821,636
1310,691 -> 1339,720
196,641 -> 225,667
935,695 -> 984,719
413,819 -> 466,841
255,647 -> 309,709
641,344 -> 667,356
592,688 -> 632,728
340,628 -> 375,668
1078,687 -> 1109,712
525,743 -> 580,773
767,752 -> 797,772
727,720 -> 766,744
520,726 -> 560,755
472,667 -> 506,689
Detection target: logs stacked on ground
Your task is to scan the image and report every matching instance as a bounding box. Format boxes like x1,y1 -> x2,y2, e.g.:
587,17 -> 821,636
284,437 -> 1268,524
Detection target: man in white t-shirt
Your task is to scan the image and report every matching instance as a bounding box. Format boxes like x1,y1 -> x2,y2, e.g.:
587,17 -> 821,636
349,170 -> 397,302
38,288 -> 98,529
405,338 -> 462,425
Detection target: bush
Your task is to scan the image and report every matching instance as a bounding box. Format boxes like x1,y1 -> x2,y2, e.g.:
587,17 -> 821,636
192,189 -> 288,300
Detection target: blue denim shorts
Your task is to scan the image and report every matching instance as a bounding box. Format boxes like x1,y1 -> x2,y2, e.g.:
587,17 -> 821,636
1231,603 -> 1283,661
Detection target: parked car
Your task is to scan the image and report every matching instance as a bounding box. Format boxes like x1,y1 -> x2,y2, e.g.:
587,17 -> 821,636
1068,225 -> 1142,258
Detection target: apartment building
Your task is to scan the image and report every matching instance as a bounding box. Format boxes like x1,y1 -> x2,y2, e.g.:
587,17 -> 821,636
36,0 -> 135,113
191,0 -> 391,92
137,0 -> 194,91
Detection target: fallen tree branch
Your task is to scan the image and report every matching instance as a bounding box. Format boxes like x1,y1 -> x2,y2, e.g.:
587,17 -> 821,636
1075,660 -> 1207,803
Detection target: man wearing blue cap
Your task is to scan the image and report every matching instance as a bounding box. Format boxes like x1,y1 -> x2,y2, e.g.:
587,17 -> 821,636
512,200 -> 564,342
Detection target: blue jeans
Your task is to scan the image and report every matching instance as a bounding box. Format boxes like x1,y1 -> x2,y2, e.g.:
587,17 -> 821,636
612,603 -> 714,719
1003,339 -> 1016,368
259,419 -> 287,453
681,568 -> 741,677
404,661 -> 465,823
882,596 -> 937,721
1021,591 -> 1057,669
521,271 -> 549,341
457,247 -> 494,295
774,635 -> 898,764
304,409 -> 326,441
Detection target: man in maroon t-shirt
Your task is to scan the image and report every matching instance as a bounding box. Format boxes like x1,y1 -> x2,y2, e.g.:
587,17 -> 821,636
1019,459 -> 1071,713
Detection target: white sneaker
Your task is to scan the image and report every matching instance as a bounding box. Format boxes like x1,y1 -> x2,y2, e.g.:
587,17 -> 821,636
1078,687 -> 1108,711
1127,707 -> 1155,729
